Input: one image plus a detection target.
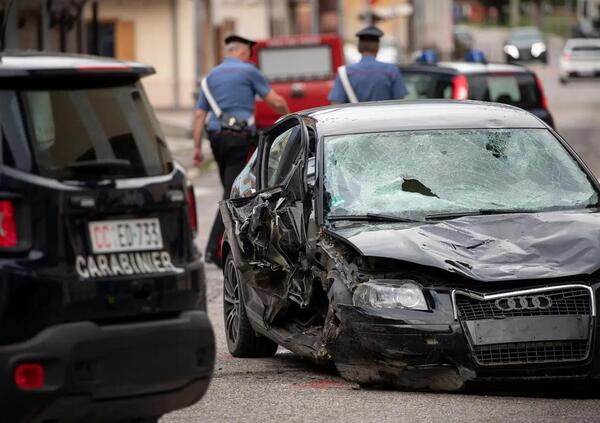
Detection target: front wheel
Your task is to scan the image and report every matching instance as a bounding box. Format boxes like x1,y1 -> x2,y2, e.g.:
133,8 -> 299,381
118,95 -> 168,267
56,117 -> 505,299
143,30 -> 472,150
223,253 -> 278,357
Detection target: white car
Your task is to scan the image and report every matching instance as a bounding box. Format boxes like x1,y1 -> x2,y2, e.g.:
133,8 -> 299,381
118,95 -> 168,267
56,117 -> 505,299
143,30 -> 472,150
559,38 -> 600,83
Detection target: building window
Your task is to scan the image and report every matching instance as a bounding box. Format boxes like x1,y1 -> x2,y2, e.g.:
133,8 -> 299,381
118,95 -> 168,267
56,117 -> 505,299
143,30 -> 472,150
87,22 -> 115,57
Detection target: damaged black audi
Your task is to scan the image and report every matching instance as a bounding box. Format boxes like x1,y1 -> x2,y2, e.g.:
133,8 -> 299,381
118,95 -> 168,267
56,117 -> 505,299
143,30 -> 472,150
219,100 -> 600,390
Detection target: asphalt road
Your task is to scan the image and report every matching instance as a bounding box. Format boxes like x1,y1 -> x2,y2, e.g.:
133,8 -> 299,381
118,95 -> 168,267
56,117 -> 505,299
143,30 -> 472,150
162,27 -> 600,423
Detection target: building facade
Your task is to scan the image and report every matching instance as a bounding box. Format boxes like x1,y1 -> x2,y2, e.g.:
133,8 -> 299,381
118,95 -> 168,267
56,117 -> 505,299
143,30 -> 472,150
0,0 -> 453,108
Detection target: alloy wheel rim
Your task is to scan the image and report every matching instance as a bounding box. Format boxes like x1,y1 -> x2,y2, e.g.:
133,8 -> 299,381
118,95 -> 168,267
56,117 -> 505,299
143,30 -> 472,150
223,260 -> 241,346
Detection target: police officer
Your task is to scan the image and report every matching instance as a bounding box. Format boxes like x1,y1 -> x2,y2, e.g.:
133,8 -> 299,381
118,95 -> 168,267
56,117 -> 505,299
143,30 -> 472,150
329,26 -> 408,104
193,34 -> 289,263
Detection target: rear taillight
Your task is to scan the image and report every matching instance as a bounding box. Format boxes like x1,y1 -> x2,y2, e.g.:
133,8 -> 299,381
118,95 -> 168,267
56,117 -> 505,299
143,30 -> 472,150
561,51 -> 571,61
0,199 -> 17,248
15,363 -> 44,390
75,63 -> 131,72
534,74 -> 549,110
452,75 -> 469,100
187,184 -> 198,234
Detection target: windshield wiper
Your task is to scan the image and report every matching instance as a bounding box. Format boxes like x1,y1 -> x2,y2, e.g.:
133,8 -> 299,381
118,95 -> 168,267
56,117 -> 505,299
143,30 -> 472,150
65,159 -> 133,174
328,213 -> 421,223
426,208 -> 538,220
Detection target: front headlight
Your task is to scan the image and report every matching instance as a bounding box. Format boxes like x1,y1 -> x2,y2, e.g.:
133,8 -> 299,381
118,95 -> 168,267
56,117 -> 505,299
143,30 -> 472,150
353,280 -> 429,310
531,42 -> 546,57
503,44 -> 519,59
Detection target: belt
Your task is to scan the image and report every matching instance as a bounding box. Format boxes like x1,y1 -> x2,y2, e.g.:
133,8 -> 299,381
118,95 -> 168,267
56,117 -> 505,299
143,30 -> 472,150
208,130 -> 252,138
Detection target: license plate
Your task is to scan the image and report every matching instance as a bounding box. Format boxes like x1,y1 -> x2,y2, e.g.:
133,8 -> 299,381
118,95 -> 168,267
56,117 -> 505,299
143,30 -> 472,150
464,316 -> 588,346
88,218 -> 163,253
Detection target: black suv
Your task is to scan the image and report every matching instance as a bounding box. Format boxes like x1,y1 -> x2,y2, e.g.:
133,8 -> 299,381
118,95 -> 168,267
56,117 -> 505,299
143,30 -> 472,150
0,52 -> 214,422
399,61 -> 554,128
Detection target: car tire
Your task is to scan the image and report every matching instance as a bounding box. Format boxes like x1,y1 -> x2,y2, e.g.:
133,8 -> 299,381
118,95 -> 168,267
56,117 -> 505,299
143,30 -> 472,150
560,77 -> 568,85
223,252 -> 278,357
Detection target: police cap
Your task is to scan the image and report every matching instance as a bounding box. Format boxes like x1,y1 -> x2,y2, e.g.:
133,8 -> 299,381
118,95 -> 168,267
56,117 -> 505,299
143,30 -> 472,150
356,26 -> 384,42
224,34 -> 256,49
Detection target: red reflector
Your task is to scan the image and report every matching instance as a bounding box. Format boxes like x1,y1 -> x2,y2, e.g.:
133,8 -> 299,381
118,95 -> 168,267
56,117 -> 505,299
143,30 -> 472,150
15,363 -> 44,390
452,75 -> 469,100
534,74 -> 549,110
0,200 -> 17,248
75,64 -> 131,72
218,232 -> 225,259
188,186 -> 198,234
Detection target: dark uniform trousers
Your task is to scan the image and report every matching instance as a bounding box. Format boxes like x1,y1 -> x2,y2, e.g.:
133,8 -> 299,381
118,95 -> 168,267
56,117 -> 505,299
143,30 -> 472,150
206,130 -> 253,257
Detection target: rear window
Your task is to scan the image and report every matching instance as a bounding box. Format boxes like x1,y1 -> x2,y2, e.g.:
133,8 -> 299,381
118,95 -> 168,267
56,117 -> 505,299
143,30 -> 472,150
571,45 -> 600,57
573,46 -> 600,52
402,71 -> 453,100
21,83 -> 172,180
467,74 -> 542,109
258,45 -> 332,82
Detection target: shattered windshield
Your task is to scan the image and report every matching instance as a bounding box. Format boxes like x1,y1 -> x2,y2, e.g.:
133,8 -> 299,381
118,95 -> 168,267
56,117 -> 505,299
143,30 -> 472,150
324,129 -> 598,218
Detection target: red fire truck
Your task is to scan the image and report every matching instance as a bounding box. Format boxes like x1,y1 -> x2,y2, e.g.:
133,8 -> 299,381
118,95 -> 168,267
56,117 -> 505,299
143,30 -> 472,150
251,34 -> 344,129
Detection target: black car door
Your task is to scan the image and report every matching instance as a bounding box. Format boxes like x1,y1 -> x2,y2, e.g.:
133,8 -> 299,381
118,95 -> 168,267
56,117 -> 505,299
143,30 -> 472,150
220,116 -> 310,323
221,116 -> 308,272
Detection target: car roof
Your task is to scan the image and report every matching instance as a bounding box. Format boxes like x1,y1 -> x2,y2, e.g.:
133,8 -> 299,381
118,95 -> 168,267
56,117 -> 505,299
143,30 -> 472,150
0,51 -> 154,78
510,26 -> 542,35
299,100 -> 546,137
399,61 -> 531,75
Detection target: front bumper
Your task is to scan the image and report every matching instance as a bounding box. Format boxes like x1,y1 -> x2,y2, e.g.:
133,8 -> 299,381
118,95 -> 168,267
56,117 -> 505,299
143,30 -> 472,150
0,310 -> 215,422
328,284 -> 600,390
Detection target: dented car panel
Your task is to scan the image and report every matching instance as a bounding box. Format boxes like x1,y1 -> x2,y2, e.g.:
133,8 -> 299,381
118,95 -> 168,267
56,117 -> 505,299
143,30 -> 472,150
221,100 -> 600,390
326,211 -> 600,281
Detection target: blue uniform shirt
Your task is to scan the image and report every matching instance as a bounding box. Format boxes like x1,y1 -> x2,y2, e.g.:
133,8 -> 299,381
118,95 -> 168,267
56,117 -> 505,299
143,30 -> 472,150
328,56 -> 408,103
197,57 -> 271,131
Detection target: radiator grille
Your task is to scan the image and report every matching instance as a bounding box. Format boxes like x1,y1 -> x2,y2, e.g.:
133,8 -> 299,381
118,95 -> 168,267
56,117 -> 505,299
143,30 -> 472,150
473,340 -> 588,366
456,288 -> 591,321
455,286 -> 593,367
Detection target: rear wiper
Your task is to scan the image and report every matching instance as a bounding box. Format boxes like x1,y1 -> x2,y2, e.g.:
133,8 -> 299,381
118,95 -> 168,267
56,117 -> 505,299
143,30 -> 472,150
426,208 -> 538,220
65,159 -> 133,174
328,213 -> 421,223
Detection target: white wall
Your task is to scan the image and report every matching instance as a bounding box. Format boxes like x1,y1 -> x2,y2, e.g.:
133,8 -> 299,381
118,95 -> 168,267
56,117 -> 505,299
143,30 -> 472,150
87,0 -> 197,108
212,0 -> 270,39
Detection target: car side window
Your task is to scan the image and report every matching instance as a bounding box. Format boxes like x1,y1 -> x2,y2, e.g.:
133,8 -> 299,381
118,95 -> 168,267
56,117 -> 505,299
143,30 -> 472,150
265,124 -> 301,188
403,72 -> 434,99
402,72 -> 453,100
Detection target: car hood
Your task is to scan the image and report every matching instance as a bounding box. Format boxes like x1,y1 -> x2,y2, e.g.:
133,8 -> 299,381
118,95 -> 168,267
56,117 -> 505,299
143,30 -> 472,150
327,211 -> 600,282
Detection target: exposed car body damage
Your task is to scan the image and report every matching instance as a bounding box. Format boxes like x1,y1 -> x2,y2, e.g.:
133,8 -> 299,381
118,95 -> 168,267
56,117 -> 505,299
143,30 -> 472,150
220,101 -> 600,391
327,212 -> 600,281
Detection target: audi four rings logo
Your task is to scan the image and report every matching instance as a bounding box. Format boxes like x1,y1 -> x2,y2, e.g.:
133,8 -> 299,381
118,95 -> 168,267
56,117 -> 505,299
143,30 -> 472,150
494,295 -> 553,311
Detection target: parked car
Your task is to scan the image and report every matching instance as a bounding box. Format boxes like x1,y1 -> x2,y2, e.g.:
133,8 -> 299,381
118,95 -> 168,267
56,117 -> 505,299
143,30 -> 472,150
399,61 -> 554,127
0,52 -> 215,423
251,34 -> 344,130
220,100 -> 600,391
560,38 -> 600,83
504,26 -> 548,64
